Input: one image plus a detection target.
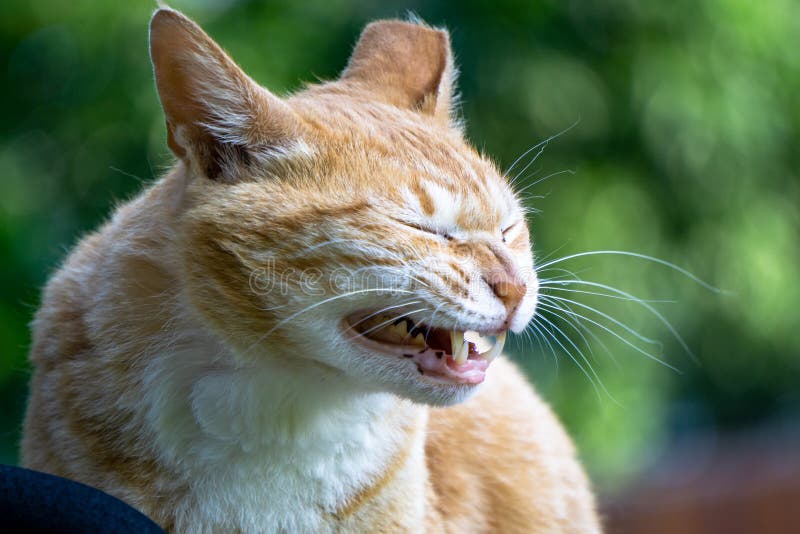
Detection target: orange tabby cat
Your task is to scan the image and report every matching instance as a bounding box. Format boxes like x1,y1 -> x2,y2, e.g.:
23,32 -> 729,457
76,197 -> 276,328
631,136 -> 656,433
21,8 -> 600,533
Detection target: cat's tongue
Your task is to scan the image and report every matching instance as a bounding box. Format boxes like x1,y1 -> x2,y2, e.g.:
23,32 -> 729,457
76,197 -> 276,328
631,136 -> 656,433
412,342 -> 489,384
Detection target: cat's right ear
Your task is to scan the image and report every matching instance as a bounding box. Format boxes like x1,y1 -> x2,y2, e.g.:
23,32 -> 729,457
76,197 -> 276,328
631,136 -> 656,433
149,8 -> 299,180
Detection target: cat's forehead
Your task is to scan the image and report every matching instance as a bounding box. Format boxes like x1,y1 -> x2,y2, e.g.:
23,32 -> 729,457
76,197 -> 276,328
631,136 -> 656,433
392,157 -> 518,232
294,95 -> 520,231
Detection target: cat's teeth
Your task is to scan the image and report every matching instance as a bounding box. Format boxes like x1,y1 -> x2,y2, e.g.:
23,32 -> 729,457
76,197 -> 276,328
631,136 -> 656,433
455,339 -> 470,365
451,330 -> 471,365
450,331 -> 464,363
479,331 -> 507,362
395,321 -> 408,337
413,334 -> 425,346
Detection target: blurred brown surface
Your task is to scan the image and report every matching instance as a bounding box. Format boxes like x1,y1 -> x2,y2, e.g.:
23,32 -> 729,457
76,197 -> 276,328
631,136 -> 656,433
603,431 -> 800,534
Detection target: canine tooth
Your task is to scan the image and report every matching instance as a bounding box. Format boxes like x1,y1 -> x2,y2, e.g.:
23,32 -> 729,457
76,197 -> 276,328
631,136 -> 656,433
454,338 -> 470,365
480,331 -> 507,362
450,331 -> 463,360
395,321 -> 408,336
414,334 -> 425,346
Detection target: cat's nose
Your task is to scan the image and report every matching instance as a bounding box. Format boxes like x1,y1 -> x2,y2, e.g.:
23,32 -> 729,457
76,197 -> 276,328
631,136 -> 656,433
485,270 -> 527,316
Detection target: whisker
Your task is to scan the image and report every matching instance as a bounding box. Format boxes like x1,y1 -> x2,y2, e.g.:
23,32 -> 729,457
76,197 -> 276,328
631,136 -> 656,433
260,287 -> 415,340
243,288 -> 415,359
540,284 -> 675,303
520,325 -> 554,370
504,120 -> 579,182
534,241 -> 574,266
536,250 -> 720,292
530,331 -> 552,368
515,168 -> 576,197
538,297 -> 620,368
292,237 -> 368,256
527,316 -> 560,368
344,307 -> 430,342
536,266 -> 590,281
346,264 -> 432,290
531,315 -> 603,399
537,298 -> 597,360
540,279 -> 696,362
540,294 -> 662,347
410,305 -> 454,346
347,300 -> 423,330
422,303 -> 446,342
517,327 -> 536,356
513,165 -> 543,188
507,146 -> 547,188
535,311 -> 614,399
536,299 -> 680,372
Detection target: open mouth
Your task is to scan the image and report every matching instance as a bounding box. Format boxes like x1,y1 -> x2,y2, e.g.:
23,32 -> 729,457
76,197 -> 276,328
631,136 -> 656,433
343,311 -> 506,385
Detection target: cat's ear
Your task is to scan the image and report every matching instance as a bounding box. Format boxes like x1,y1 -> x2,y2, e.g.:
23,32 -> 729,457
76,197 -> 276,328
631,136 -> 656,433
341,20 -> 457,126
149,8 -> 299,180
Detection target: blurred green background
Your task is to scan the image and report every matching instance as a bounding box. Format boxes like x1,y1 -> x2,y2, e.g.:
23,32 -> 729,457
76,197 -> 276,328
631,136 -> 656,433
1,0 -> 798,499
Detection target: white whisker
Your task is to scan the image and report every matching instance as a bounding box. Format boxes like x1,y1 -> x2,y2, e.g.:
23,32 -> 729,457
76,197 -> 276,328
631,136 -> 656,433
540,294 -> 662,347
536,299 -> 680,372
347,300 -> 423,330
535,311 -> 613,399
544,279 -> 696,362
527,316 -> 560,368
259,287 -> 415,342
531,315 -> 603,399
345,307 -> 430,342
515,168 -> 576,196
538,297 -> 620,368
540,284 -> 674,303
537,250 -> 720,292
504,120 -> 579,184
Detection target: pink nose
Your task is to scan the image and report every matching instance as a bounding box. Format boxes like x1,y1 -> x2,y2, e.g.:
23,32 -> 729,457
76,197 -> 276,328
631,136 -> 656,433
486,270 -> 527,315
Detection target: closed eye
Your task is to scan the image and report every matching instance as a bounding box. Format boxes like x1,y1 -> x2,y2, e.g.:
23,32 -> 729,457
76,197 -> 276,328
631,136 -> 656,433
391,218 -> 453,240
501,221 -> 521,243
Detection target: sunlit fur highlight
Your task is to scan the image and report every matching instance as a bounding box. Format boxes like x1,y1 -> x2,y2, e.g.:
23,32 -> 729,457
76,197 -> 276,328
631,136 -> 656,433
21,8 -> 600,533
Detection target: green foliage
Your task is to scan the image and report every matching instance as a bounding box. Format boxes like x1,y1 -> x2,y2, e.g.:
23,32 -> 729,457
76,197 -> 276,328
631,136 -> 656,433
1,0 -> 798,489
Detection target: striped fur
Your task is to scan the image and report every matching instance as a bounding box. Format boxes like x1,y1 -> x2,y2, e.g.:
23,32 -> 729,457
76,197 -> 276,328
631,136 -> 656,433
21,8 -> 600,533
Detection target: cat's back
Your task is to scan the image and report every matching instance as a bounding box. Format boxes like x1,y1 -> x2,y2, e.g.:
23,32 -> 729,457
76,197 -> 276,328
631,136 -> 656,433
25,176 -> 173,366
426,357 -> 599,533
21,177 -> 179,479
22,220 -> 115,478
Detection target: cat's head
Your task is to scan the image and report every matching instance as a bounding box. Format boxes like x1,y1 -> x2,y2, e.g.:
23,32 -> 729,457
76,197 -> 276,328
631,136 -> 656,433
150,9 -> 538,406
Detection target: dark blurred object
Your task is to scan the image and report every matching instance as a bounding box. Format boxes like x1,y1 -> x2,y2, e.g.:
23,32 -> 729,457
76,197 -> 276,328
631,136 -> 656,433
603,429 -> 800,533
0,464 -> 164,533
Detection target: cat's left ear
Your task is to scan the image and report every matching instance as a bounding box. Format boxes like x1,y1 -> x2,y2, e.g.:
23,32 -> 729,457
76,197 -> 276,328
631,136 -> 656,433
340,20 -> 457,126
149,8 -> 300,180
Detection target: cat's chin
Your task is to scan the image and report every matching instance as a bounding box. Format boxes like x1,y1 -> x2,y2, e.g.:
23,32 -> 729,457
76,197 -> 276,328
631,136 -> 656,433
339,310 -> 507,394
391,380 -> 482,407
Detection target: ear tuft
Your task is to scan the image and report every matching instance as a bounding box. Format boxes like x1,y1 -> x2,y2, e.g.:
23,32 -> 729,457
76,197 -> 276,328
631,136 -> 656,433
149,8 -> 298,180
341,20 -> 457,125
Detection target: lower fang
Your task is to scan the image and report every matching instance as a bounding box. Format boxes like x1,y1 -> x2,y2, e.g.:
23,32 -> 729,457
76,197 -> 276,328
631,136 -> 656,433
480,331 -> 507,362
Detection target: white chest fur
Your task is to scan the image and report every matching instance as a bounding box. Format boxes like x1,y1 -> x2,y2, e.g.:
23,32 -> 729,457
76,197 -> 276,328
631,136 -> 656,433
140,327 -> 424,533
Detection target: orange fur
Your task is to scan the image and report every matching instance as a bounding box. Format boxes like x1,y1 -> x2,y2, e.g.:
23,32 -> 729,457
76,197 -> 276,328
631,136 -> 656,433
22,8 -> 600,533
